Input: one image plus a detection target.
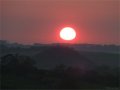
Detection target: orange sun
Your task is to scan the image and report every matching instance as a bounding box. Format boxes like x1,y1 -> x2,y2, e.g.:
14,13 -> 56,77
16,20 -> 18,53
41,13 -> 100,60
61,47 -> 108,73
60,27 -> 76,41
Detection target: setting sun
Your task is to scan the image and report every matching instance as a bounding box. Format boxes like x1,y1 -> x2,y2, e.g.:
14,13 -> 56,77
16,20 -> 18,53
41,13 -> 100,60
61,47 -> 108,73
60,27 -> 76,41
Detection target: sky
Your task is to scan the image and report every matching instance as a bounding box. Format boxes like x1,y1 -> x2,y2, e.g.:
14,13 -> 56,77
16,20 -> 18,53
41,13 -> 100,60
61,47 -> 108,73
0,0 -> 119,44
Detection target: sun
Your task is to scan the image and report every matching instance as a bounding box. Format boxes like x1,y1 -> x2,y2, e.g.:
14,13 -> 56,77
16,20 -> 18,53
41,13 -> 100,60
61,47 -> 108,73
60,27 -> 76,41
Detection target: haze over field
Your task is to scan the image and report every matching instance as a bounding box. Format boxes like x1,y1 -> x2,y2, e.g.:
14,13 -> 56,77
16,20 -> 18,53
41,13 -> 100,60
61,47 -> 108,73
0,40 -> 119,69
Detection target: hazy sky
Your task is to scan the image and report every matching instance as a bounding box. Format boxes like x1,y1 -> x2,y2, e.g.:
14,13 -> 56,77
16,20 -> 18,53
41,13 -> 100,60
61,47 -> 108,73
1,0 -> 119,44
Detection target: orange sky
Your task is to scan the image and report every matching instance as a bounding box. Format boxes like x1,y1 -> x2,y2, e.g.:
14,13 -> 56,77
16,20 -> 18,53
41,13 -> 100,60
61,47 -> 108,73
0,0 -> 119,44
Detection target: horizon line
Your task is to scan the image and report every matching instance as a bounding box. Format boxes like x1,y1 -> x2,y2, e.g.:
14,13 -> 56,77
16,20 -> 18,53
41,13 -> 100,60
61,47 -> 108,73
0,40 -> 120,46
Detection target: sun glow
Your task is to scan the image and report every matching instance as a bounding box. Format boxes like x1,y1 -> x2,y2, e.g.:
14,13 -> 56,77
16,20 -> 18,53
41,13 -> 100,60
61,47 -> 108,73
60,27 -> 76,41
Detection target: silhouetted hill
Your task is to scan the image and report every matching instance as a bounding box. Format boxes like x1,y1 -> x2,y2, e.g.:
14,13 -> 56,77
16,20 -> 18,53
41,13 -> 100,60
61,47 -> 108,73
0,41 -> 119,69
1,45 -> 119,89
34,46 -> 95,70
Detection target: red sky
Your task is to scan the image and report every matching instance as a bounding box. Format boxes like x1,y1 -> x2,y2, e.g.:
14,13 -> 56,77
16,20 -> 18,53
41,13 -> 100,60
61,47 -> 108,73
0,0 -> 119,44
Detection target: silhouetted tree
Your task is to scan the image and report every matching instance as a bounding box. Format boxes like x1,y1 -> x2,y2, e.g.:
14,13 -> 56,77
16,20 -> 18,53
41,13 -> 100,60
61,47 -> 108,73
1,54 -> 36,75
1,54 -> 38,89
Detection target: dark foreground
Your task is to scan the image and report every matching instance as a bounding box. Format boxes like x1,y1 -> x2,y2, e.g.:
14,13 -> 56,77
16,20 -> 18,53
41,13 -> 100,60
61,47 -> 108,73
0,46 -> 119,89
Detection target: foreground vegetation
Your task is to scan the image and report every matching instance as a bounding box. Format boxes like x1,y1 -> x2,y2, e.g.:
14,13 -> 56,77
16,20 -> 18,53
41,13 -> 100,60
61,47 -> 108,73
0,54 -> 119,89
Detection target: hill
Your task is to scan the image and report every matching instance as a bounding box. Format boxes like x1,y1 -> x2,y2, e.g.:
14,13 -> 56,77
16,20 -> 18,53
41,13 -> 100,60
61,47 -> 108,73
34,46 -> 96,70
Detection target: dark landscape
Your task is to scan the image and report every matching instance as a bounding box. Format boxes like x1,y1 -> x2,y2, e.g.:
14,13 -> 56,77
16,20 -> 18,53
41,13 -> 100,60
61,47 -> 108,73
0,40 -> 119,89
